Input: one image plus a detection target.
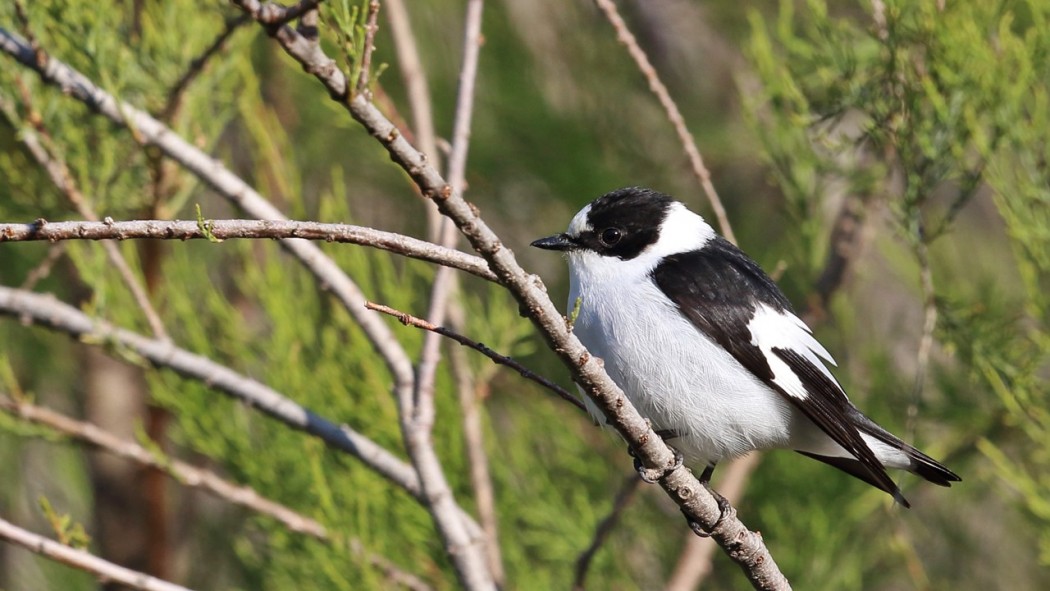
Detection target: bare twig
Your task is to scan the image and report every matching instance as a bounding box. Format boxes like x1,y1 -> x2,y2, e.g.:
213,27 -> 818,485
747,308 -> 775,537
355,1 -> 380,96
909,224 -> 936,440
366,302 -> 586,412
592,0 -> 735,245
572,475 -> 642,591
0,219 -> 496,282
0,394 -> 434,591
0,516 -> 192,591
19,242 -> 66,289
448,315 -> 505,584
441,2 -> 502,576
384,0 -> 442,238
213,7 -> 788,588
400,2 -> 497,587
163,14 -> 250,121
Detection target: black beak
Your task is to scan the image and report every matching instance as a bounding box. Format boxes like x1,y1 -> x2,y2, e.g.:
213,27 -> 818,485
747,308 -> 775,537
531,233 -> 576,251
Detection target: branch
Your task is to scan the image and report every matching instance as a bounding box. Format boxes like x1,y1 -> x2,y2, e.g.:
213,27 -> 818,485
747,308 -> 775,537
366,302 -> 585,412
0,394 -> 434,591
592,0 -> 736,245
0,394 -> 326,539
384,0 -> 442,238
0,219 -> 496,282
0,516 -> 192,591
0,286 -> 420,508
355,1 -> 380,96
572,475 -> 642,591
223,6 -> 789,589
163,14 -> 250,121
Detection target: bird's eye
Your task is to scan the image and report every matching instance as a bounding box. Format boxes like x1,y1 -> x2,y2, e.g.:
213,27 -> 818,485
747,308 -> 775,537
600,228 -> 622,246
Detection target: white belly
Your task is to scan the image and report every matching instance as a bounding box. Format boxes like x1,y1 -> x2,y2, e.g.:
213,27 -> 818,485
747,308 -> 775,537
569,271 -> 796,465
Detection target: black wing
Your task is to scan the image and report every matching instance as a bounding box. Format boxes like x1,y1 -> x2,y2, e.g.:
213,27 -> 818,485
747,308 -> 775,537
651,238 -> 905,502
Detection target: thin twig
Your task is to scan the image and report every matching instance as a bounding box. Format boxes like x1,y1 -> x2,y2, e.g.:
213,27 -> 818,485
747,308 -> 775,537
355,1 -> 380,96
909,223 -> 936,441
163,14 -> 250,121
0,219 -> 496,281
0,517 -> 192,591
572,475 -> 642,591
0,395 -> 327,539
19,242 -> 66,290
366,302 -> 586,412
209,8 -> 788,588
448,309 -> 505,585
384,0 -> 442,239
0,394 -> 434,591
403,3 -> 495,587
592,0 -> 735,245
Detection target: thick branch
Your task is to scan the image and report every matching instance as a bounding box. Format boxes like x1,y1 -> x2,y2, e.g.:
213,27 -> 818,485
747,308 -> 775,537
0,219 -> 495,281
0,517 -> 192,591
224,6 -> 789,589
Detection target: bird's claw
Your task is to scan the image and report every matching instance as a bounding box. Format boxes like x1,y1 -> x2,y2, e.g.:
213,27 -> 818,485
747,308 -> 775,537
685,483 -> 732,538
630,444 -> 684,484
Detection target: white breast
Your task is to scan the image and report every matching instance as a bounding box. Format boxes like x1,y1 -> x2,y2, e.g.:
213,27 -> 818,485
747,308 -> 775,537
567,249 -> 796,465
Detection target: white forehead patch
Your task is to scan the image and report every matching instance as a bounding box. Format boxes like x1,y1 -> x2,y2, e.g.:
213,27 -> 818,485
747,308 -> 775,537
645,202 -> 716,258
566,203 -> 593,236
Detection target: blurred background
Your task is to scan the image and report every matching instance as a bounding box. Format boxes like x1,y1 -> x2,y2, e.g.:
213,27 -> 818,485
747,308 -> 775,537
1,0 -> 1047,589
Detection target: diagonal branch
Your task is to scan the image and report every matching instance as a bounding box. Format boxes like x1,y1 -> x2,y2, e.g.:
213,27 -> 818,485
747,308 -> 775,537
0,219 -> 496,282
221,6 -> 788,589
0,516 -> 192,591
0,285 -> 421,508
572,474 -> 643,591
592,0 -> 735,245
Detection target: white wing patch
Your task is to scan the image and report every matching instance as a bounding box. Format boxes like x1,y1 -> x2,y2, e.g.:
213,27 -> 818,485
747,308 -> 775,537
747,304 -> 842,400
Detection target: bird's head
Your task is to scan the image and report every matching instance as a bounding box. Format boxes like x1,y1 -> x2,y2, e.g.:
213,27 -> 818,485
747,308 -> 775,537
531,187 -> 715,274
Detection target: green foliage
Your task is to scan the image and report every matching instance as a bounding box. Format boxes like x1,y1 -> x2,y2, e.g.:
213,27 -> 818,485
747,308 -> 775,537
745,0 -> 1050,587
38,496 -> 91,550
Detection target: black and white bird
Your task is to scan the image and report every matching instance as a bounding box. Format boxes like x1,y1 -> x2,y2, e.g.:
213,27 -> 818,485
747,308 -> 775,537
531,187 -> 959,506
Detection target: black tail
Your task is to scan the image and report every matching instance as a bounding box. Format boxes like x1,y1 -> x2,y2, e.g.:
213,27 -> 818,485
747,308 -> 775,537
851,409 -> 961,487
799,410 -> 960,508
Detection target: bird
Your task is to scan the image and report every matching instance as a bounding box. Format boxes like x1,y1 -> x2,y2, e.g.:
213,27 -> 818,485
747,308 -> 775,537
531,187 -> 959,507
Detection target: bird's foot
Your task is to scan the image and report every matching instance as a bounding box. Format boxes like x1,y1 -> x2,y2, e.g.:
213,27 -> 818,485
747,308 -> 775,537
684,483 -> 732,538
630,443 -> 684,484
